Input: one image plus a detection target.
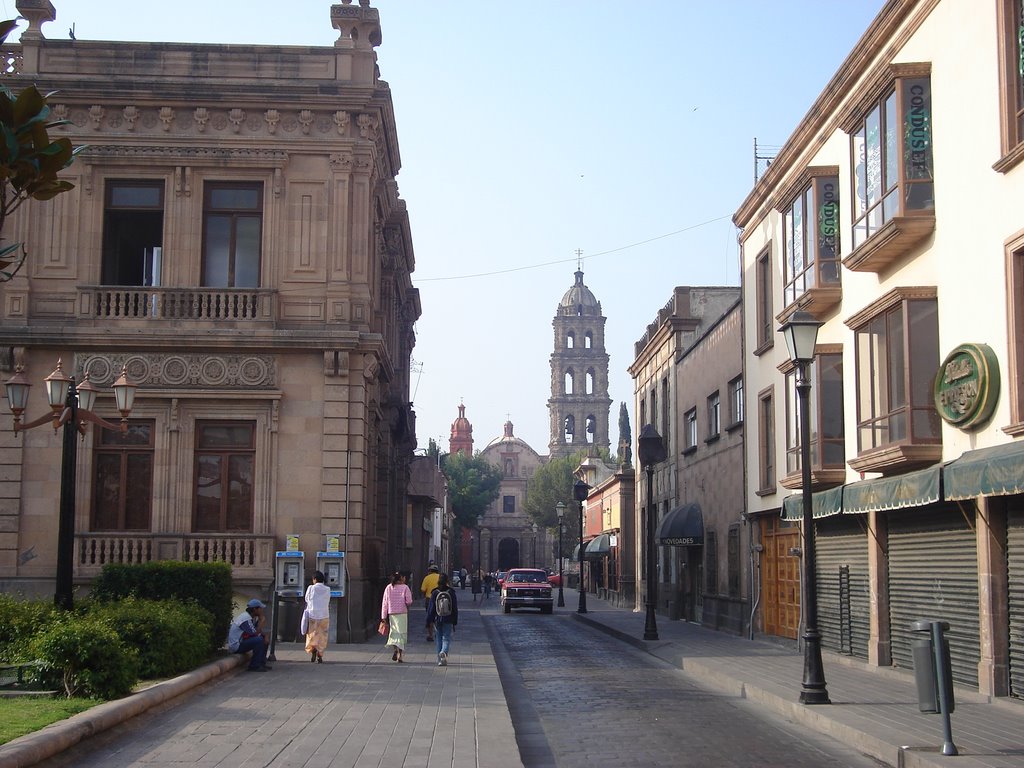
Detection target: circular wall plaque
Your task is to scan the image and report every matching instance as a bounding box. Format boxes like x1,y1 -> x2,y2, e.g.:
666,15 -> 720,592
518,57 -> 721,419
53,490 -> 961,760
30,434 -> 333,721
933,343 -> 1000,429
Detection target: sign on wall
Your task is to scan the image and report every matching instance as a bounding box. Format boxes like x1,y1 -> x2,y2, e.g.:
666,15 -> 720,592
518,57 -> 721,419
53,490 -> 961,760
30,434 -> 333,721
933,343 -> 1000,430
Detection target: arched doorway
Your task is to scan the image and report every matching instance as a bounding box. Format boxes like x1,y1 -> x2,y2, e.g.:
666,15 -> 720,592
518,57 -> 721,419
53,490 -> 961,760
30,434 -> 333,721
498,538 -> 520,570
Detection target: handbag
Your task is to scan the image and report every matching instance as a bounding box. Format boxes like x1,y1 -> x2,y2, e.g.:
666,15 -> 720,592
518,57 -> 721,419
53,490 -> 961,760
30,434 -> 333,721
378,618 -> 388,636
300,608 -> 310,635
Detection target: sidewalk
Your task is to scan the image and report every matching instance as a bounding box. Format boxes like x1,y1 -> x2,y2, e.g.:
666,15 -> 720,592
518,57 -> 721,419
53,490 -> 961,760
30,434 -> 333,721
0,605 -> 521,768
570,592 -> 1024,768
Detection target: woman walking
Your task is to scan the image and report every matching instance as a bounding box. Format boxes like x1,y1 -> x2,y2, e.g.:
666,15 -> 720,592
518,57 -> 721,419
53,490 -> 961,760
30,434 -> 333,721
381,570 -> 413,662
304,570 -> 331,663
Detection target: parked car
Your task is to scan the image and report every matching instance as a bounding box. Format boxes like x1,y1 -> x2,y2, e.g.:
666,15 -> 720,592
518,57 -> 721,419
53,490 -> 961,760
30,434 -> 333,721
451,572 -> 461,588
495,571 -> 508,589
501,568 -> 554,614
546,571 -> 561,588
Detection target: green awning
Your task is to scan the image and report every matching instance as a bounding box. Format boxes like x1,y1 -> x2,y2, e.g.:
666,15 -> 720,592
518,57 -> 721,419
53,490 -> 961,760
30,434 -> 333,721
944,441 -> 1024,501
842,465 -> 941,514
780,485 -> 845,521
584,534 -> 611,559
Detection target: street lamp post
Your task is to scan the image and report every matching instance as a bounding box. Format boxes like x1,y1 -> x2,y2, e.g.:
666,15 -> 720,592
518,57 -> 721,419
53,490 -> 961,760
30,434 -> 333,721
637,424 -> 667,641
780,310 -> 830,705
4,359 -> 137,610
555,501 -> 566,607
574,478 -> 590,614
531,523 -> 538,567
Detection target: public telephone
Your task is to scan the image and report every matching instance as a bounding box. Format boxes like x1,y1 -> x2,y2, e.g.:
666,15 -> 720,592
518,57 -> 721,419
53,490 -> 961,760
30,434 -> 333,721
316,551 -> 345,598
275,551 -> 305,597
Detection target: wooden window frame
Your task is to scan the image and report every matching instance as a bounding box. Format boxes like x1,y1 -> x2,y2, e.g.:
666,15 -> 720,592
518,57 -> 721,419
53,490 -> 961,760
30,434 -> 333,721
683,407 -> 698,455
754,245 -> 774,354
845,287 -> 941,473
202,182 -> 263,288
706,390 -> 721,442
727,375 -> 744,430
995,0 -> 1024,172
756,386 -> 775,495
192,420 -> 256,533
91,419 -> 155,532
780,169 -> 841,317
1005,228 -> 1024,435
779,347 -> 845,490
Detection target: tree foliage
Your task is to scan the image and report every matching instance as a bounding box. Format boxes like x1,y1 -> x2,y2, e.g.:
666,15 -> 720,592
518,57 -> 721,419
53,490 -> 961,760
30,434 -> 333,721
441,451 -> 502,529
0,19 -> 82,281
617,402 -> 632,466
521,450 -> 595,555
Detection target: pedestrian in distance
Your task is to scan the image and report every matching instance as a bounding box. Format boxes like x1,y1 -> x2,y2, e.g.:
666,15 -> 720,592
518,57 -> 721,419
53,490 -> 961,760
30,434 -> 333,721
460,566 -> 468,590
303,570 -> 331,663
482,571 -> 492,601
381,570 -> 413,662
419,563 -> 440,642
426,573 -> 458,666
227,599 -> 272,672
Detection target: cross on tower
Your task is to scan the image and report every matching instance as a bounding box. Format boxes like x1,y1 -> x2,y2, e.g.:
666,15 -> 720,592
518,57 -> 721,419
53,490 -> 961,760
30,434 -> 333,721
575,248 -> 583,270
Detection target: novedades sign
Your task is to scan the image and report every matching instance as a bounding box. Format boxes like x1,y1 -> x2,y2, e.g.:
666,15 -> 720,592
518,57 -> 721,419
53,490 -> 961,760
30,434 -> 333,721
933,343 -> 999,429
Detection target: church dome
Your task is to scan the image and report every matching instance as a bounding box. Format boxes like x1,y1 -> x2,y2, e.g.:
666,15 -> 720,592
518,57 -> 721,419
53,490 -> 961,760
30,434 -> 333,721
558,270 -> 601,316
450,404 -> 473,440
486,419 -> 531,450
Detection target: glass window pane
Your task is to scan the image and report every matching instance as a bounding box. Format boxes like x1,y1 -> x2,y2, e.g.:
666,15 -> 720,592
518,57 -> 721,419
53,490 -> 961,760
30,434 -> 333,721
853,127 -> 868,219
865,105 -> 883,207
92,454 -> 122,530
234,216 -> 261,287
203,216 -> 231,287
903,78 -> 933,182
815,177 -> 840,282
110,184 -> 163,208
124,454 -> 152,530
209,187 -> 260,210
226,455 -> 254,531
884,92 -> 899,194
195,455 -> 223,531
199,423 -> 254,449
908,300 -> 939,407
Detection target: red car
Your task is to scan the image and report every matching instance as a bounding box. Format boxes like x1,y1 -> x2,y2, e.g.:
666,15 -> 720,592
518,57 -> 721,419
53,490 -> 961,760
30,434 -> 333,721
501,568 -> 554,614
546,572 -> 561,588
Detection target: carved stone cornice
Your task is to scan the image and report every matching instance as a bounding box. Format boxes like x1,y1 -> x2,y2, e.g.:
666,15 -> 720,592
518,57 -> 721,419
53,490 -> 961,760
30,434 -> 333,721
79,145 -> 290,168
77,353 -> 277,389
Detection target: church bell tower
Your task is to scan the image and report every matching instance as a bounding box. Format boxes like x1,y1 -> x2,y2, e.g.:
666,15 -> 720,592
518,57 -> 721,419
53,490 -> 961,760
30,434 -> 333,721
548,268 -> 612,458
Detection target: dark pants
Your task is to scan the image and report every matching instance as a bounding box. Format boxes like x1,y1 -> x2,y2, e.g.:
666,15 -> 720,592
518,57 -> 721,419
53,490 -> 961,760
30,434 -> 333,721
236,636 -> 267,669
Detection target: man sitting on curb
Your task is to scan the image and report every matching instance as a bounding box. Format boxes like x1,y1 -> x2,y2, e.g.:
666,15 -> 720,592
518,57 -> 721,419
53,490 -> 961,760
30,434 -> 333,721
228,599 -> 272,672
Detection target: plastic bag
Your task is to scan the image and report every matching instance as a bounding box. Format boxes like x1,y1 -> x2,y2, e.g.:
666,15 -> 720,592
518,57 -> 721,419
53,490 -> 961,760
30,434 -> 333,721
300,608 -> 310,635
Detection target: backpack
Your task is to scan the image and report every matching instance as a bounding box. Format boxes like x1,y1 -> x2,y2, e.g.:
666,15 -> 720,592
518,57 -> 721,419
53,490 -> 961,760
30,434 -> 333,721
435,589 -> 453,618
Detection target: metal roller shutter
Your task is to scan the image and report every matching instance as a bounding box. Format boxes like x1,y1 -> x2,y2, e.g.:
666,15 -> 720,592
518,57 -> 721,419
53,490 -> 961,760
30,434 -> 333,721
1008,507 -> 1024,699
888,506 -> 979,688
815,516 -> 870,660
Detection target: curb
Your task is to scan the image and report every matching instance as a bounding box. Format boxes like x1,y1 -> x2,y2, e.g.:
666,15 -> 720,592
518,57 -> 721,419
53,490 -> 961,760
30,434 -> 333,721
0,654 -> 245,768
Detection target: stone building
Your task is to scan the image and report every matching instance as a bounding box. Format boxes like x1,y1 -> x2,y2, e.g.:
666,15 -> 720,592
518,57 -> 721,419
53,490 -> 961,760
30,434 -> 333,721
629,287 -> 745,629
0,1 -> 419,641
735,0 -> 1024,698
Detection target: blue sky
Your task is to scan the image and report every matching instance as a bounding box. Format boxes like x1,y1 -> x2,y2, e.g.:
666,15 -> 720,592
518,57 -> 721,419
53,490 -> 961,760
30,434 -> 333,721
8,0 -> 886,455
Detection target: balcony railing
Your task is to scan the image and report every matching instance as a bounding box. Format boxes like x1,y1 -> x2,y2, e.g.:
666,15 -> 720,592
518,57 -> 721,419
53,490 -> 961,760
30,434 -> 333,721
75,533 -> 276,584
80,286 -> 275,322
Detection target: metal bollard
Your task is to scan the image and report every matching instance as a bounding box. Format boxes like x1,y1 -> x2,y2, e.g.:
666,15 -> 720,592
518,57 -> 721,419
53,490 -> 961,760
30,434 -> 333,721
909,619 -> 957,756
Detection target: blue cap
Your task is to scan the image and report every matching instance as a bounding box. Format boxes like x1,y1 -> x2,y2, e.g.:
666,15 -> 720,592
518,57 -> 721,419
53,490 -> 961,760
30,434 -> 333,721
247,599 -> 265,609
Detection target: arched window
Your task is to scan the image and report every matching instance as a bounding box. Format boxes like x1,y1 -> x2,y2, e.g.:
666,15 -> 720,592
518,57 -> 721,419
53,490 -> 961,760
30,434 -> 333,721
585,369 -> 595,395
584,331 -> 593,349
586,415 -> 596,443
564,369 -> 575,395
566,331 -> 575,349
564,415 -> 575,442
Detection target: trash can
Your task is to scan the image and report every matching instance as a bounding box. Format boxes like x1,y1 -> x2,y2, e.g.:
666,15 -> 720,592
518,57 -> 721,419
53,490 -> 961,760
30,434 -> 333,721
909,619 -> 954,714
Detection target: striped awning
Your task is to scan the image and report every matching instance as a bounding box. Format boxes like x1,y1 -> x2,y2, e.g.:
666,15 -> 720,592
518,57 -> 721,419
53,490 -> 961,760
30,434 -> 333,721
944,441 -> 1024,500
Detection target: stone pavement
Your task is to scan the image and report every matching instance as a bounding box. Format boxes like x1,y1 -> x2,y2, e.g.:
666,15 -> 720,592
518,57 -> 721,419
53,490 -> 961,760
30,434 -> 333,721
0,604 -> 521,768
569,592 -> 1024,768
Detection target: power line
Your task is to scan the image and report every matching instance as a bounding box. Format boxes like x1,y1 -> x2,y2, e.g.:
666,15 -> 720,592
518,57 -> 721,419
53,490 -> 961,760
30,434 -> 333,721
413,213 -> 734,283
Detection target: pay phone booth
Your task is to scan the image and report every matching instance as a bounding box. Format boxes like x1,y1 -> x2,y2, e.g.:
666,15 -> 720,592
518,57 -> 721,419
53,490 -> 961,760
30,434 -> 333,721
316,551 -> 346,597
268,546 -> 304,660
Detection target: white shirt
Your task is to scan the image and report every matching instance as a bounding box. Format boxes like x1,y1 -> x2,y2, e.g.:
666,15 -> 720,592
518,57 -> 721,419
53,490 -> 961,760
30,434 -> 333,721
304,582 -> 331,620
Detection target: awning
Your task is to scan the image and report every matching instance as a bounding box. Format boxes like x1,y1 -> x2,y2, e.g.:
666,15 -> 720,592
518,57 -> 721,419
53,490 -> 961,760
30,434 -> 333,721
657,502 -> 704,546
944,441 -> 1024,501
572,544 -> 580,560
842,464 -> 941,514
584,534 -> 611,559
781,485 -> 845,521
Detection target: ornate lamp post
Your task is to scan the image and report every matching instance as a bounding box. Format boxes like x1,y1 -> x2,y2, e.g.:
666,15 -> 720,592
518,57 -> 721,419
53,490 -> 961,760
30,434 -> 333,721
555,501 -> 566,607
476,515 -> 484,573
531,523 -> 538,567
574,477 -> 590,614
637,424 -> 667,641
4,359 -> 137,610
779,310 -> 830,705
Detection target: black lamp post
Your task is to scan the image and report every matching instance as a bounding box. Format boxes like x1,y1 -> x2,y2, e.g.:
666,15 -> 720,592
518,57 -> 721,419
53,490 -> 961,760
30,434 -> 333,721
779,310 -> 830,705
637,424 -> 667,641
555,501 -> 566,607
574,477 -> 590,613
4,360 -> 137,610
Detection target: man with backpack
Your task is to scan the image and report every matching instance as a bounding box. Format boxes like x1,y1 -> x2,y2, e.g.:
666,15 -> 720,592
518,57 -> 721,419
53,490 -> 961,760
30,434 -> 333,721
426,573 -> 458,666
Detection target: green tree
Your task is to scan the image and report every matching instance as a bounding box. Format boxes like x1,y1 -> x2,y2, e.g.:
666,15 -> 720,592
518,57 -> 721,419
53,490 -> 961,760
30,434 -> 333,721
521,450 -> 592,555
441,451 -> 502,530
0,19 -> 82,281
617,402 -> 632,466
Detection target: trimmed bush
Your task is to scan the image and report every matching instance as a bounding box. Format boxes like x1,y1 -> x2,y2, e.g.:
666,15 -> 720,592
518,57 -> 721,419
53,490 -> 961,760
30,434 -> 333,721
87,597 -> 214,679
0,594 -> 56,663
91,561 -> 233,652
30,614 -> 139,699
